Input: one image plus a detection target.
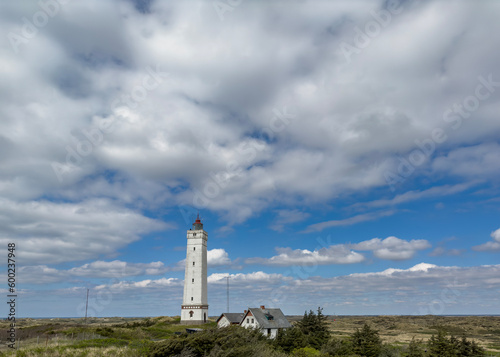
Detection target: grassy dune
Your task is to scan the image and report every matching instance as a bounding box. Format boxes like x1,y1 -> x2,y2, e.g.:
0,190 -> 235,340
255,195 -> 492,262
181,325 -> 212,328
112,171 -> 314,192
0,315 -> 498,356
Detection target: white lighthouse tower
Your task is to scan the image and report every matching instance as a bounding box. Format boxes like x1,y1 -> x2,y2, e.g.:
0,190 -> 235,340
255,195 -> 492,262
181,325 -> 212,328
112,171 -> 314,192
180,214 -> 208,324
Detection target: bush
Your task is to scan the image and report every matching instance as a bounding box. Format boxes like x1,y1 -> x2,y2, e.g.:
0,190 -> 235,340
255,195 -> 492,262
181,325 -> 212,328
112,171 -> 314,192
321,336 -> 355,356
291,346 -> 321,357
149,325 -> 273,357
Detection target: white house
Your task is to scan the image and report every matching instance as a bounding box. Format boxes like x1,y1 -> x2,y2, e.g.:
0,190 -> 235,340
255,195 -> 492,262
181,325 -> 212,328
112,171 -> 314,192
216,313 -> 244,328
240,306 -> 291,339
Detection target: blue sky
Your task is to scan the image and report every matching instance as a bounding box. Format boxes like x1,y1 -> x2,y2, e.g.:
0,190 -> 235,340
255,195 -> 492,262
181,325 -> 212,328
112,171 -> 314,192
1,0 -> 500,318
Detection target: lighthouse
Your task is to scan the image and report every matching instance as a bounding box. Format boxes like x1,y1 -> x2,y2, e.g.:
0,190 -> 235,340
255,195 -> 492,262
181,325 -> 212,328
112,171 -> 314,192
180,214 -> 208,324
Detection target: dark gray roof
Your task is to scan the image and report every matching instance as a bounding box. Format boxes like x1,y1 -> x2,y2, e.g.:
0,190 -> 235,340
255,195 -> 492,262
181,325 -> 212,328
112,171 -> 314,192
247,308 -> 291,329
217,313 -> 244,324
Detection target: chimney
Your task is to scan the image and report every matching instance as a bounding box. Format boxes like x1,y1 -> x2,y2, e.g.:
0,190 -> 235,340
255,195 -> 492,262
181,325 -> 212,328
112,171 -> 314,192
260,305 -> 265,309
244,310 -> 247,314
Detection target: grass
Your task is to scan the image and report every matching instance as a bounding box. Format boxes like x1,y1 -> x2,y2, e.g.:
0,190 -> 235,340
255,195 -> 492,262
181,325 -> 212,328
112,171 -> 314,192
0,315 -> 499,356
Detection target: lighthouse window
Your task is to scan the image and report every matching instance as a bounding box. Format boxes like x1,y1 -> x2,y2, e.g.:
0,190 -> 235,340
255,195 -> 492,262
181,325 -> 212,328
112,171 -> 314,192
193,233 -> 197,236
192,278 -> 194,283
193,247 -> 196,251
191,297 -> 193,301
193,262 -> 195,266
189,311 -> 193,318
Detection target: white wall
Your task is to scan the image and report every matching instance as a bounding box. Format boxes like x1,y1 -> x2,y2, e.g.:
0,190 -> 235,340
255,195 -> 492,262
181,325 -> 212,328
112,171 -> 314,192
217,316 -> 230,328
181,228 -> 208,324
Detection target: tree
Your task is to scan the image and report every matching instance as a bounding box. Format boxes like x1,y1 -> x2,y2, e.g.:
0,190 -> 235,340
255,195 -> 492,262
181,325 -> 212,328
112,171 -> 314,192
351,323 -> 382,357
296,307 -> 331,349
427,330 -> 485,357
406,337 -> 424,357
428,329 -> 453,357
274,326 -> 307,353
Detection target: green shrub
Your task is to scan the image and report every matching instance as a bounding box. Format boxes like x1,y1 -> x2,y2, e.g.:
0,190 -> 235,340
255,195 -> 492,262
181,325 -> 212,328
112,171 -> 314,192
291,346 -> 321,357
148,326 -> 273,357
321,336 -> 355,356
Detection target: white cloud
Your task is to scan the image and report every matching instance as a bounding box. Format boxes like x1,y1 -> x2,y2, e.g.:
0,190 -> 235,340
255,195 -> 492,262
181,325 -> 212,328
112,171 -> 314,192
18,265 -> 66,284
433,143 -> 500,179
208,271 -> 289,285
94,277 -> 182,293
19,260 -> 170,284
170,248 -> 236,272
207,248 -> 232,267
473,228 -> 500,252
0,1 -> 498,226
246,246 -> 365,266
246,236 -> 430,266
490,229 -> 500,242
0,198 -> 169,265
352,236 -> 431,261
68,260 -> 167,278
49,263 -> 500,316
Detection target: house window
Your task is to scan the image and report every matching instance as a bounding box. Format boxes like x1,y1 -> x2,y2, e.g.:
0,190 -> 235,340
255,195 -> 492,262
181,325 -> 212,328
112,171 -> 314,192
267,329 -> 271,336
251,318 -> 254,323
247,318 -> 249,323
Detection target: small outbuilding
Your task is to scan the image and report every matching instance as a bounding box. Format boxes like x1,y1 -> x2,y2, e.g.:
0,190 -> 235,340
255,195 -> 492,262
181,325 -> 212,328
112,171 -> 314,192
216,313 -> 244,328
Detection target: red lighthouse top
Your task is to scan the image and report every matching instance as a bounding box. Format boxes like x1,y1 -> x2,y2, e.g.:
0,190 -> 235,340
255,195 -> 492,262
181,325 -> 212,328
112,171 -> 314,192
193,213 -> 203,230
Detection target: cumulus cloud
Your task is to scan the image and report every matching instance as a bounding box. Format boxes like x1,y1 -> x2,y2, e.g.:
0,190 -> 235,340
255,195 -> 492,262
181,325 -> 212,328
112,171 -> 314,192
170,248 -> 236,271
19,260 -> 170,284
208,271 -> 290,285
207,248 -> 233,267
246,246 -> 365,266
0,0 -> 498,227
51,263 -> 500,316
473,228 -> 500,252
0,198 -> 169,265
433,143 -> 500,179
246,236 -> 430,266
352,236 -> 431,260
94,277 -> 182,293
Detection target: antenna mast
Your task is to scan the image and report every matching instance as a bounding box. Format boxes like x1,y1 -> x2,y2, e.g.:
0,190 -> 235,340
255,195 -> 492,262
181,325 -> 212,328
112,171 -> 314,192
226,276 -> 230,312
85,288 -> 89,324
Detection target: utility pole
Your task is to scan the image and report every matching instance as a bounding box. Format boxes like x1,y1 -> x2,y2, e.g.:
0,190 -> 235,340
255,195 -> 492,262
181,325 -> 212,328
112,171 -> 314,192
84,288 -> 89,324
226,276 -> 230,312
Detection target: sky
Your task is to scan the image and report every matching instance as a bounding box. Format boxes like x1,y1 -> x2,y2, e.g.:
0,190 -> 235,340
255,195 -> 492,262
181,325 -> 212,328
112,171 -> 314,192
1,0 -> 499,318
